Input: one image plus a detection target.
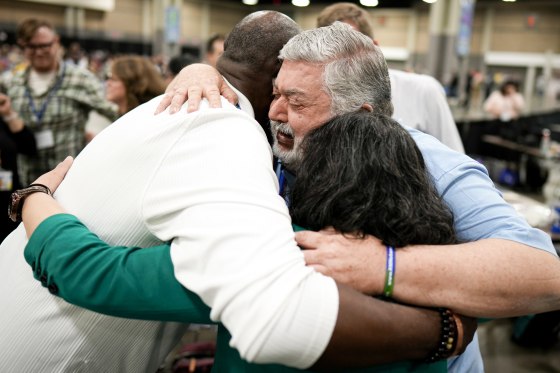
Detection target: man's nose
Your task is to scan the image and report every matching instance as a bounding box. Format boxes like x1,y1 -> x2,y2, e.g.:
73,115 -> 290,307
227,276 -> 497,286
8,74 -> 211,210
268,97 -> 288,123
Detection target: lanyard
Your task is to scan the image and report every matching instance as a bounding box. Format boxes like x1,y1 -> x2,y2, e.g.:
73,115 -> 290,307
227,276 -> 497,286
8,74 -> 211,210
275,159 -> 285,197
25,63 -> 66,125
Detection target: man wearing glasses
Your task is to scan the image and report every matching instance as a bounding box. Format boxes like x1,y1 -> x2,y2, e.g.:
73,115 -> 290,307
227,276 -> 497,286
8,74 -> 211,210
0,18 -> 117,186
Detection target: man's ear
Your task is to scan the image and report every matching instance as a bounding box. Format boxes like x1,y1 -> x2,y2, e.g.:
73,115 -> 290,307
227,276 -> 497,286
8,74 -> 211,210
361,103 -> 374,112
373,39 -> 380,46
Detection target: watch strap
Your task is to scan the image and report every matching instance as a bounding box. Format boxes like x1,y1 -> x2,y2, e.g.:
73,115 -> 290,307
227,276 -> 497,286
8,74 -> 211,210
8,183 -> 52,223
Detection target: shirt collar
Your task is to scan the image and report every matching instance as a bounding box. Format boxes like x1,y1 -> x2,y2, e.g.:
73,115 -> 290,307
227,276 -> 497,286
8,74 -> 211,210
222,77 -> 254,119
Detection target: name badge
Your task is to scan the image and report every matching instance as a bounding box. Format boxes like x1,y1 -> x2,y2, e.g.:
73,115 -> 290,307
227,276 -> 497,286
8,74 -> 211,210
0,169 -> 13,191
35,129 -> 55,150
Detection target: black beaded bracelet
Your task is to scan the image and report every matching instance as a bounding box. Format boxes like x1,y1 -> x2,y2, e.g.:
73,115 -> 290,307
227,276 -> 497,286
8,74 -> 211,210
424,308 -> 458,363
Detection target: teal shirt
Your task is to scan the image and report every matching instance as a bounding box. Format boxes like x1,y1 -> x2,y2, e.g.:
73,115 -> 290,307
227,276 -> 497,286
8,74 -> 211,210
24,213 -> 446,373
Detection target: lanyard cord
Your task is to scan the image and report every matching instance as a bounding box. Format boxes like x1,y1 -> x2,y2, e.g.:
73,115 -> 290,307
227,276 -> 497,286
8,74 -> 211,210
25,63 -> 67,125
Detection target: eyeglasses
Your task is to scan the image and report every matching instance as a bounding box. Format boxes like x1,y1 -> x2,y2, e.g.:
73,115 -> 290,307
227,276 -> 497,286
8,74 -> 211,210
25,41 -> 55,52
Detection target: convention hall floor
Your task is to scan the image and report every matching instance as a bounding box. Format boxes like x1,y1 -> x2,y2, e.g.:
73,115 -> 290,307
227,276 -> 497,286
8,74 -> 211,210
479,318 -> 560,372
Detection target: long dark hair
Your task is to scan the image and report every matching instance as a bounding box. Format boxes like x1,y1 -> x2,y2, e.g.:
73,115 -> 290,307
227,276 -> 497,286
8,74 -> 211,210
289,111 -> 456,248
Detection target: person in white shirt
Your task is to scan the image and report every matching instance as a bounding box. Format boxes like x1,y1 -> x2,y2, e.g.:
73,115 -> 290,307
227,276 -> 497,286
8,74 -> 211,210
483,80 -> 525,121
317,2 -> 465,153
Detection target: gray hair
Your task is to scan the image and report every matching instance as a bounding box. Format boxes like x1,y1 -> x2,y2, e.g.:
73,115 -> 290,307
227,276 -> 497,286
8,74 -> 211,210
278,21 -> 393,116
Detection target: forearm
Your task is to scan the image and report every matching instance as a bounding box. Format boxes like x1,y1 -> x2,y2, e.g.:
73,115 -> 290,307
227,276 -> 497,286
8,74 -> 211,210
22,192 -> 65,238
393,239 -> 560,317
24,214 -> 212,323
312,284 -> 442,369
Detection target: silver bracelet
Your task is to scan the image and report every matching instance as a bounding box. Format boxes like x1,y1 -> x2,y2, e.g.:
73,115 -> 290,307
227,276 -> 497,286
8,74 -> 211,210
2,111 -> 19,122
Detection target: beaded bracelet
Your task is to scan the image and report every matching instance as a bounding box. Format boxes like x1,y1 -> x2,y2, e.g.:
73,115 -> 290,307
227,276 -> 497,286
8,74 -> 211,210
383,245 -> 395,298
424,308 -> 458,363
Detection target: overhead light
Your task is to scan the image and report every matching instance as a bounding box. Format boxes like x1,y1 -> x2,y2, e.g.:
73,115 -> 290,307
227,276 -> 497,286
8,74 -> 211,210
423,0 -> 438,3
503,0 -> 516,2
360,0 -> 378,6
292,0 -> 310,6
360,0 -> 379,6
242,0 -> 258,5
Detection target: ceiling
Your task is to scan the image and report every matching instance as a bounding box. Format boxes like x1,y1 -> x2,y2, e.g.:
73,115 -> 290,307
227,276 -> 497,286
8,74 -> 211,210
240,0 -> 558,8
245,0 -> 417,8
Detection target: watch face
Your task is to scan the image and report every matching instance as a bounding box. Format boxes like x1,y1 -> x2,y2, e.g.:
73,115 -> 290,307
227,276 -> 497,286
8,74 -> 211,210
8,185 -> 50,222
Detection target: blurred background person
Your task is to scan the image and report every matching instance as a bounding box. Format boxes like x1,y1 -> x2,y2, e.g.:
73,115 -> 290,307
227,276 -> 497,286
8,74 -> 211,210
0,18 -> 117,185
106,55 -> 167,115
164,53 -> 199,85
85,55 -> 167,142
484,79 -> 525,122
317,2 -> 464,153
204,33 -> 225,68
64,41 -> 88,70
0,92 -> 36,240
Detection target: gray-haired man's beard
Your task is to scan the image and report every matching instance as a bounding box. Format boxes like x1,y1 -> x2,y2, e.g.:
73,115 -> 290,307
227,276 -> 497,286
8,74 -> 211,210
270,120 -> 304,171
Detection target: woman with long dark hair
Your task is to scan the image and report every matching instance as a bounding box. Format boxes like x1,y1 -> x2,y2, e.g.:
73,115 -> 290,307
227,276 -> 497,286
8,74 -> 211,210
290,111 -> 455,247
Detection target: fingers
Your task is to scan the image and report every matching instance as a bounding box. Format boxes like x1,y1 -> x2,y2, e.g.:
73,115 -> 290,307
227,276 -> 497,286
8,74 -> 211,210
295,230 -> 323,250
205,86 -> 222,109
306,264 -> 329,276
155,92 -> 173,114
154,87 -> 189,115
302,248 -> 322,266
34,156 -> 74,193
169,88 -> 188,114
55,156 -> 74,177
186,87 -> 203,113
220,84 -> 239,106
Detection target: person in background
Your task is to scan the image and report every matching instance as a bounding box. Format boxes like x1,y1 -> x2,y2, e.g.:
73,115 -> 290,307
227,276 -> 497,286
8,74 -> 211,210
164,53 -> 200,85
0,92 -> 36,240
204,33 -> 225,68
85,55 -> 167,142
106,55 -> 167,116
0,18 -> 118,185
64,41 -> 88,70
483,79 -> 525,122
317,2 -> 464,153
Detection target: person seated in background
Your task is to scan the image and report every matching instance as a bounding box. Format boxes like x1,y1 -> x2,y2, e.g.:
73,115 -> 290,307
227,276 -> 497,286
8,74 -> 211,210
164,53 -> 200,85
483,79 -> 525,122
20,111 -> 469,373
85,55 -> 167,142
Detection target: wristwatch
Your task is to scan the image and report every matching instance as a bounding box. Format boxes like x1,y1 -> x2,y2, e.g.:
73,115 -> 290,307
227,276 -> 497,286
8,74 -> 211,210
8,183 -> 52,223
